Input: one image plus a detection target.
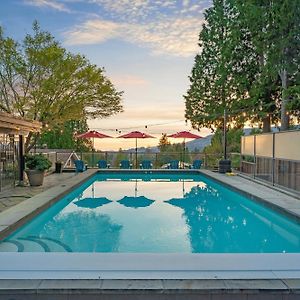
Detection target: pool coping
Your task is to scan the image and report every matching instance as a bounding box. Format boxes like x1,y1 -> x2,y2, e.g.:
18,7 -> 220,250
0,169 -> 300,284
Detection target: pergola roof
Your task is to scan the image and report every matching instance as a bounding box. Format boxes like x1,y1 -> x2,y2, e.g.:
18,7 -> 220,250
0,112 -> 42,135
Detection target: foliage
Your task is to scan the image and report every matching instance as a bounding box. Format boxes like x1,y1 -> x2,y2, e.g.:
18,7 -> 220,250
25,153 -> 52,171
114,149 -> 129,167
157,136 -> 191,165
203,128 -> 244,155
39,120 -> 92,151
185,0 -> 251,130
0,22 -> 123,152
185,0 -> 300,132
236,0 -> 300,130
158,134 -> 171,152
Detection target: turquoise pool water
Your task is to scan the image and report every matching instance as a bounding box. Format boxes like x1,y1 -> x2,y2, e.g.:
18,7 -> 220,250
1,172 -> 300,253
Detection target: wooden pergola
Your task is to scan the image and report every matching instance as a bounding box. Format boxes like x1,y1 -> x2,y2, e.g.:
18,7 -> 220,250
0,112 -> 42,134
0,112 -> 42,185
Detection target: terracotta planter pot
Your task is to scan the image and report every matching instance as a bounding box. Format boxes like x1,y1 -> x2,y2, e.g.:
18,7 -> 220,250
25,169 -> 45,186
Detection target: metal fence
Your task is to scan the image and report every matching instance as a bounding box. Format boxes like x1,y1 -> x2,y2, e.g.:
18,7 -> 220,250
241,130 -> 300,193
40,150 -> 241,170
0,135 -> 19,191
53,151 -> 205,169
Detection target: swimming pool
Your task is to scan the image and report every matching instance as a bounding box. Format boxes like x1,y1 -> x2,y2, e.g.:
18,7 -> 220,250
1,171 -> 300,254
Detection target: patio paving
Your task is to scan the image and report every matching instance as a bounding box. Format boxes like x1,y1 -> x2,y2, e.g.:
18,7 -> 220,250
0,172 -> 79,213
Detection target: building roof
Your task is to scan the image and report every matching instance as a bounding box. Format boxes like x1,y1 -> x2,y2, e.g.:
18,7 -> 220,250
0,112 -> 42,135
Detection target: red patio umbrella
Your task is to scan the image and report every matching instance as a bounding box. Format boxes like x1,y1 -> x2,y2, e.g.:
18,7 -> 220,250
117,131 -> 155,168
76,130 -> 113,166
167,131 -> 202,168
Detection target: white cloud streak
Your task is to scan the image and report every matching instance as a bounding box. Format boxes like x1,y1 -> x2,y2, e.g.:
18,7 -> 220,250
25,0 -> 211,57
64,16 -> 204,57
24,0 -> 71,12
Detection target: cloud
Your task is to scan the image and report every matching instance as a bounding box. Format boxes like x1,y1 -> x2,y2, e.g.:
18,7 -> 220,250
112,75 -> 149,87
24,0 -> 71,12
64,17 -> 203,57
62,0 -> 211,56
64,19 -> 120,44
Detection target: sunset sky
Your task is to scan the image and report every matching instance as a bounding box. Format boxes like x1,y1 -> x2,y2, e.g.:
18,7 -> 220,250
0,0 -> 213,150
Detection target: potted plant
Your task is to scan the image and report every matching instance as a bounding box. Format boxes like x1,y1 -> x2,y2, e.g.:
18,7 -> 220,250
55,160 -> 63,173
25,154 -> 52,186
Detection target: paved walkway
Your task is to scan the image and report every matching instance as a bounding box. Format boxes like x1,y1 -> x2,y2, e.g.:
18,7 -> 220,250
0,172 -> 78,213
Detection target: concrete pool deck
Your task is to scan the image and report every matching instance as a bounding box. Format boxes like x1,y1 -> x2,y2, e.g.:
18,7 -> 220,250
0,169 -> 300,298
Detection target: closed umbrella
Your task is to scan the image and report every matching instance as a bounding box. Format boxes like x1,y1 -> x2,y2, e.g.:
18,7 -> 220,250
167,131 -> 202,168
76,130 -> 113,167
117,131 -> 155,168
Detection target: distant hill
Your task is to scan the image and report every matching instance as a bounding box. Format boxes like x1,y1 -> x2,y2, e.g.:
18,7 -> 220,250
124,134 -> 213,153
185,134 -> 213,151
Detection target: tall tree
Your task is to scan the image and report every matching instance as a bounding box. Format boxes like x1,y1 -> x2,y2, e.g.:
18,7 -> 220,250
185,0 -> 254,131
233,0 -> 300,130
0,22 -> 123,152
185,0 -> 300,132
158,133 -> 171,152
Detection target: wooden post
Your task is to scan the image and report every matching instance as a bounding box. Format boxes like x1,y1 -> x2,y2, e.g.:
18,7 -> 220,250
19,135 -> 25,185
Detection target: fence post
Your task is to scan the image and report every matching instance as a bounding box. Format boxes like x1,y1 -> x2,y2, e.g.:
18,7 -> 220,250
272,133 -> 275,186
254,135 -> 256,179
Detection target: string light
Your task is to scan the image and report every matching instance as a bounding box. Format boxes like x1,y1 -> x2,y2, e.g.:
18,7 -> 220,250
92,120 -> 186,132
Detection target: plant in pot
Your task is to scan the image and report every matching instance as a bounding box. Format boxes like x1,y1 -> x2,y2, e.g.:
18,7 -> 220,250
25,154 -> 52,186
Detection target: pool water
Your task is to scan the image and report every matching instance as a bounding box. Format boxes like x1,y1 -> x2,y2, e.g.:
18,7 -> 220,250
1,172 -> 300,253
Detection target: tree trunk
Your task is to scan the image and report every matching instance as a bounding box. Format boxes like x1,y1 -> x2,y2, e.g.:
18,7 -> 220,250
280,69 -> 289,131
24,132 -> 40,154
262,115 -> 271,133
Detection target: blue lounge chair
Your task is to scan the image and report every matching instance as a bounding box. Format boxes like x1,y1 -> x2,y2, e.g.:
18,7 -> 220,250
168,160 -> 179,169
190,159 -> 202,169
140,160 -> 153,169
74,160 -> 87,172
120,160 -> 132,169
98,160 -> 110,169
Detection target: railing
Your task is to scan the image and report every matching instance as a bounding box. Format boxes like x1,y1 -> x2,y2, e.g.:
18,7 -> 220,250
0,137 -> 18,191
55,151 -> 206,169
241,130 -> 300,193
41,150 -> 242,171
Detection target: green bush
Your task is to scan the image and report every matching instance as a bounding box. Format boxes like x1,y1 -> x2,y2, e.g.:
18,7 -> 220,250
25,154 -> 52,171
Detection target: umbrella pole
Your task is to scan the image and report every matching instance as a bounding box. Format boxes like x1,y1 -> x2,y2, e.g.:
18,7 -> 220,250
92,137 -> 95,167
183,138 -> 186,169
135,138 -> 137,169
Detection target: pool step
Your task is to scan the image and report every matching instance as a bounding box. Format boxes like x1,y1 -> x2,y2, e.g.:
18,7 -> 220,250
0,236 -> 72,252
0,240 -> 24,252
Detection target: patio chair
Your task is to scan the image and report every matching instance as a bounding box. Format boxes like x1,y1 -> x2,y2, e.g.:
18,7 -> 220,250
190,159 -> 202,169
168,160 -> 179,169
74,160 -> 87,172
120,160 -> 132,169
97,160 -> 110,169
139,160 -> 153,169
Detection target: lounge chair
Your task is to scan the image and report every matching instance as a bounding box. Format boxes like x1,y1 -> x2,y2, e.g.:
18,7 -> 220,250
97,160 -> 110,169
139,160 -> 153,169
120,160 -> 132,169
168,160 -> 179,169
190,159 -> 202,169
74,160 -> 87,172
